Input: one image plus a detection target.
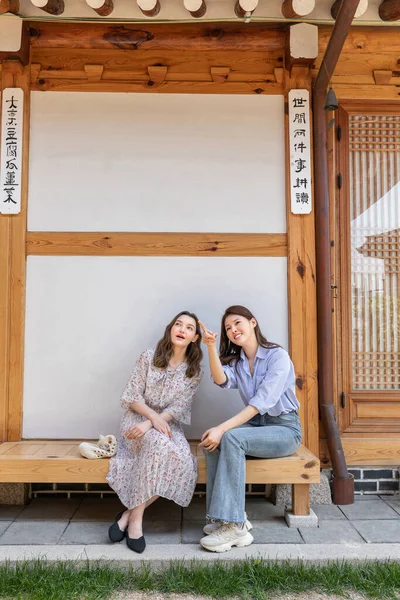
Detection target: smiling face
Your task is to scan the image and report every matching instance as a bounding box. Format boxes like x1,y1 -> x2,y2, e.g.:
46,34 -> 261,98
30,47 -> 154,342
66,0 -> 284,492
224,313 -> 257,347
170,314 -> 199,349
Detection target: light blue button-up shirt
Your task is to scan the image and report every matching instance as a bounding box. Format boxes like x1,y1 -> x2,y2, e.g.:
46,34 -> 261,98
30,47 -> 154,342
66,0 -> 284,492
217,346 -> 300,417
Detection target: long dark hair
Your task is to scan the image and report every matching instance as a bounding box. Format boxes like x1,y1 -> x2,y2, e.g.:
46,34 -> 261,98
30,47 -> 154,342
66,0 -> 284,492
219,305 -> 279,366
153,311 -> 203,378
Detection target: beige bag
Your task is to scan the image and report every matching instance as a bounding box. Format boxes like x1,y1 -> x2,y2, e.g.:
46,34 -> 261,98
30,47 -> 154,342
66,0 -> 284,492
79,434 -> 117,459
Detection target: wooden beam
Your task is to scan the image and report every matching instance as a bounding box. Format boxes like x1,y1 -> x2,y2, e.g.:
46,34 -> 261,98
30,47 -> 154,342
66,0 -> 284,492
30,0 -> 64,14
31,79 -> 283,94
320,437 -> 400,466
234,0 -> 258,19
136,0 -> 160,17
183,0 -> 206,18
85,0 -> 114,17
331,0 -> 368,19
0,0 -> 19,13
0,61 -> 30,442
26,232 -> 288,257
286,23 -> 318,71
281,0 -> 315,18
379,0 -> 400,20
28,22 -> 285,51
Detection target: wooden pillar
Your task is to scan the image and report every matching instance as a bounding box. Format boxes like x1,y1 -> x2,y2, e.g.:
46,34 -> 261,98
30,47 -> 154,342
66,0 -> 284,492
285,24 -> 319,457
0,61 -> 30,442
292,484 -> 310,515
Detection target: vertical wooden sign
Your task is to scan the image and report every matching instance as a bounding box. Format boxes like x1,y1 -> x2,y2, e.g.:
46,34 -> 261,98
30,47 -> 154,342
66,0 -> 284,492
1,87 -> 24,214
288,89 -> 312,214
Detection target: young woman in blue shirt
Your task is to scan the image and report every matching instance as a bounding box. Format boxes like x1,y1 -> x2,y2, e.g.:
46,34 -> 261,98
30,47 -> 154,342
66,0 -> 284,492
199,305 -> 302,553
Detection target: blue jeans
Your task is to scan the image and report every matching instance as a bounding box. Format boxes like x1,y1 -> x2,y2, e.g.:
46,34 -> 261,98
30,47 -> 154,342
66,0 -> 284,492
205,411 -> 302,524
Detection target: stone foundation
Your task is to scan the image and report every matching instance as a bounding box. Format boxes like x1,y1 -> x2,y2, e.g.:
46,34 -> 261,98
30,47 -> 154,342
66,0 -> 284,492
0,483 -> 30,505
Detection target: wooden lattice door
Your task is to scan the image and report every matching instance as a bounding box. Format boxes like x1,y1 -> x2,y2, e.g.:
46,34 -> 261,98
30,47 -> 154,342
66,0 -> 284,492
336,105 -> 400,434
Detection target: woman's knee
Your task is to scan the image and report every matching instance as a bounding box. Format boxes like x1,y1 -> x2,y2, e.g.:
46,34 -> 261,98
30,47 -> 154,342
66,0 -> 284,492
220,429 -> 244,451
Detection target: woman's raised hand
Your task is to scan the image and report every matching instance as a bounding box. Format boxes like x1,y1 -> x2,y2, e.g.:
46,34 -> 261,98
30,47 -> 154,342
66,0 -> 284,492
198,320 -> 218,347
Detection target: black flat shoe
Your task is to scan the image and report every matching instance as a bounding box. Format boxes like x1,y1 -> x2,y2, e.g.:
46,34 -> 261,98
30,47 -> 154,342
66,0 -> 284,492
126,534 -> 146,553
108,511 -> 126,543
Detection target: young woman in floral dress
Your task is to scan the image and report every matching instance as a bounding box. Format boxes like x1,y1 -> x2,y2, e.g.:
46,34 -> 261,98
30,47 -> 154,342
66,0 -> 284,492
107,311 -> 203,553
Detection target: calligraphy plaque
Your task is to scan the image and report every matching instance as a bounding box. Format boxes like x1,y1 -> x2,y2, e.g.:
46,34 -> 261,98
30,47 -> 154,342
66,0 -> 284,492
288,89 -> 312,215
1,87 -> 24,215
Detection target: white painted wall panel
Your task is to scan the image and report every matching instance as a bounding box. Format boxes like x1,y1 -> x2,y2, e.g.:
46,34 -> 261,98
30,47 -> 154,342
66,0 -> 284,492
23,256 -> 288,439
28,93 -> 285,233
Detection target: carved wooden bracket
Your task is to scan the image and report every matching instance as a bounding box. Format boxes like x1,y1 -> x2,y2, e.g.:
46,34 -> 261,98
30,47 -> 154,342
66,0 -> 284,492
331,0 -> 368,19
210,66 -> 230,83
0,0 -> 19,14
147,65 -> 168,84
373,69 -> 399,84
379,0 -> 400,20
31,63 -> 105,83
84,64 -> 104,81
136,0 -> 160,17
30,0 -> 64,14
85,0 -> 113,16
183,0 -> 206,18
274,67 -> 284,83
281,0 -> 315,18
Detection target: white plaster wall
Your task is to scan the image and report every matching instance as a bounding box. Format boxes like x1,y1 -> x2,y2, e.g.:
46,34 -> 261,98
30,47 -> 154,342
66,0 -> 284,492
28,92 -> 286,233
23,256 -> 288,439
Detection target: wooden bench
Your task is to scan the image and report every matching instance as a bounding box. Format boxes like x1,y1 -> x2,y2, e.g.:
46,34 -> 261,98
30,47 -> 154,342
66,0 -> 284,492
0,441 -> 320,516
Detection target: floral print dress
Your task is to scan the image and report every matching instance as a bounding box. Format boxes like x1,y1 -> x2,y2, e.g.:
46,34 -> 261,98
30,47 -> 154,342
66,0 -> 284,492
107,349 -> 203,509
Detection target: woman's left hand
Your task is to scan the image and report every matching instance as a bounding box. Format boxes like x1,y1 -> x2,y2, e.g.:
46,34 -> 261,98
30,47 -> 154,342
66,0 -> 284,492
200,426 -> 225,452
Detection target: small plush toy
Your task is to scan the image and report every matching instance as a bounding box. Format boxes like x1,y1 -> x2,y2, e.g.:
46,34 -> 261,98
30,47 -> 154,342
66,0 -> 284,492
79,434 -> 117,459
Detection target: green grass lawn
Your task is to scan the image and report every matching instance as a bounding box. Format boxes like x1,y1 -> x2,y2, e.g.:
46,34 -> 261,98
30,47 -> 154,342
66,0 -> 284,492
0,560 -> 399,600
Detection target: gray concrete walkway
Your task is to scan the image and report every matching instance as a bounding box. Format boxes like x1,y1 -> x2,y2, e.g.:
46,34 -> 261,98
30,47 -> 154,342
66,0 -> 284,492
0,494 -> 400,564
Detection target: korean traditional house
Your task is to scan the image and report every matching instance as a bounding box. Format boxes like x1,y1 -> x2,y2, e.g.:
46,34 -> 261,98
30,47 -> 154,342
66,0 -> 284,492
0,0 -> 399,504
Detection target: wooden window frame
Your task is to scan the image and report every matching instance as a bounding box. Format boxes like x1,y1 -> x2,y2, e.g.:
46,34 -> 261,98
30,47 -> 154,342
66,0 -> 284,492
336,101 -> 400,436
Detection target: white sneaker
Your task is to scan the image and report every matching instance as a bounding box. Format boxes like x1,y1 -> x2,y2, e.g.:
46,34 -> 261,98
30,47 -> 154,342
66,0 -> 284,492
203,513 -> 253,535
200,522 -> 254,553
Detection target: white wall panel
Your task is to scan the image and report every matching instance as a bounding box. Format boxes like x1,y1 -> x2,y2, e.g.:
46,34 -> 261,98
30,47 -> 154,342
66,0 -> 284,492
28,93 -> 285,233
23,256 -> 288,439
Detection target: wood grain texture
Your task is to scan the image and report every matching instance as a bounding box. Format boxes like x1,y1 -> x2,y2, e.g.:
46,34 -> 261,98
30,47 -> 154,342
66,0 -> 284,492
0,441 -> 319,484
285,66 -> 319,458
26,232 -> 288,257
320,437 -> 400,466
30,79 -> 283,95
28,22 -> 285,51
0,63 -> 30,443
0,0 -> 19,13
292,483 -> 310,515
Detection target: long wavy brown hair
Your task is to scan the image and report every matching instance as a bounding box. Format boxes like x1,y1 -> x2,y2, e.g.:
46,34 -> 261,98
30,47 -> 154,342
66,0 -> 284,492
219,305 -> 279,366
153,311 -> 203,378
